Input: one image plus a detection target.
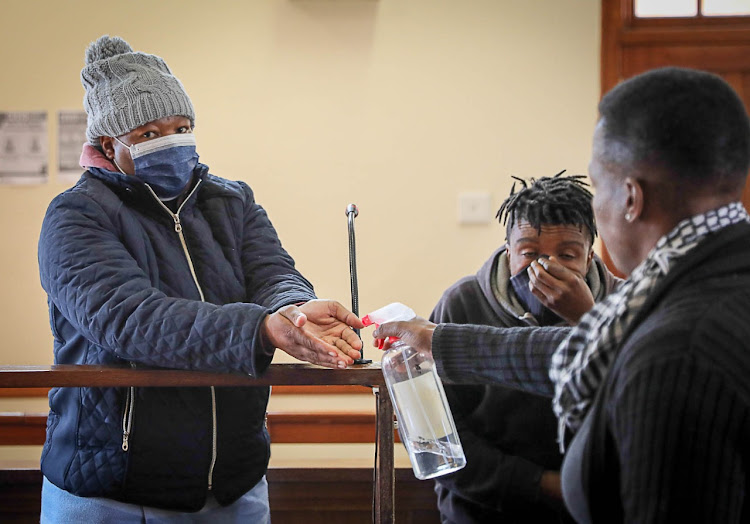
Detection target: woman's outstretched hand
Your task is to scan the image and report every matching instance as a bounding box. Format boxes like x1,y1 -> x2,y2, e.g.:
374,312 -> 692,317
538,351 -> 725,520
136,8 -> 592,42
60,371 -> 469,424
263,299 -> 364,368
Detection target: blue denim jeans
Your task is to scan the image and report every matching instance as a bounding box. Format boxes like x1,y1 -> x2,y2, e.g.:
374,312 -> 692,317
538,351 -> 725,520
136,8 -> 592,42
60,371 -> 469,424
40,476 -> 271,523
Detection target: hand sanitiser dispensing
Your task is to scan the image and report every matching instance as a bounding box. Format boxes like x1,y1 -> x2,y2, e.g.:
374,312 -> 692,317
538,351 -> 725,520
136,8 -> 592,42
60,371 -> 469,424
362,303 -> 466,480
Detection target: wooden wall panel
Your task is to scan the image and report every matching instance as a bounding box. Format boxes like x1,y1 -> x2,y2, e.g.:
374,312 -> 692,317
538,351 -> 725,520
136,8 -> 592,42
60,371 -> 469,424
0,468 -> 440,524
621,44 -> 750,76
0,411 -> 401,445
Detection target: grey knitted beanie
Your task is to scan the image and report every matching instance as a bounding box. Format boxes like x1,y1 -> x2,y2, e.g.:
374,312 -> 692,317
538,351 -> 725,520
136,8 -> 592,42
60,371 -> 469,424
81,35 -> 195,145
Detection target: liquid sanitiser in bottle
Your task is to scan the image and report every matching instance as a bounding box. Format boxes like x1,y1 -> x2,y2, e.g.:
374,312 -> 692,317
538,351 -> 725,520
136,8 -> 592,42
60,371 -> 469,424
362,303 -> 466,480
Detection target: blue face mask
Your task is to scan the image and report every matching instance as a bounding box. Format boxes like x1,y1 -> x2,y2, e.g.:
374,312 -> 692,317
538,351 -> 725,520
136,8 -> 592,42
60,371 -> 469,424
509,265 -> 564,326
115,133 -> 199,201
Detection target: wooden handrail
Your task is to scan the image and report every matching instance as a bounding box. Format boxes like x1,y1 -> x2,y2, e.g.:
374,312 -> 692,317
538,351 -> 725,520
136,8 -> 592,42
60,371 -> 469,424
0,384 -> 373,398
0,363 -> 386,387
0,363 -> 396,523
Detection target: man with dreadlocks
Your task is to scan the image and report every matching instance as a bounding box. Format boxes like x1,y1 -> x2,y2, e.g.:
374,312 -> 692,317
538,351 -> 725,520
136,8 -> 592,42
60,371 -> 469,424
431,171 -> 620,524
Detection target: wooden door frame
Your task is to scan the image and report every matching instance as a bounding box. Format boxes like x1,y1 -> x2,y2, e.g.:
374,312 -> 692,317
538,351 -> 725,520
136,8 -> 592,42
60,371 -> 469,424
602,0 -> 750,92
599,0 -> 750,274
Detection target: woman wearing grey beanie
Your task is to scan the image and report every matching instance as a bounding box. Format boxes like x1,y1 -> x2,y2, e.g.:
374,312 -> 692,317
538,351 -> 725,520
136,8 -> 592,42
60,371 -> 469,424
37,35 -> 364,523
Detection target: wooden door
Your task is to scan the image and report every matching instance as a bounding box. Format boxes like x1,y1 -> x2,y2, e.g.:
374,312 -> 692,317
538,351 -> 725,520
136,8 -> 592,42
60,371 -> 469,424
600,0 -> 750,274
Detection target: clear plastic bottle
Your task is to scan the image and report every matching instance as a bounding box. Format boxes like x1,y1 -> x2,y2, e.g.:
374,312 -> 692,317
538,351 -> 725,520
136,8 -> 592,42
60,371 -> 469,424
363,303 -> 466,480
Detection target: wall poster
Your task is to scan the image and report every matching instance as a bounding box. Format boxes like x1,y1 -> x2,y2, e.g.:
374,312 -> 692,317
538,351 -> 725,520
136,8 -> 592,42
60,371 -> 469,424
58,110 -> 88,184
0,111 -> 48,185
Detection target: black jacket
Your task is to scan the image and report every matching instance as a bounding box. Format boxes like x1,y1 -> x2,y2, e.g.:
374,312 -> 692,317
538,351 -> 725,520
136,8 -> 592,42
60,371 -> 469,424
567,222 -> 750,523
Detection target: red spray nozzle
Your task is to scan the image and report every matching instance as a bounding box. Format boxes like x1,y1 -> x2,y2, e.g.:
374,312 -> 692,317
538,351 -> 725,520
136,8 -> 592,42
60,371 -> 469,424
361,303 -> 416,349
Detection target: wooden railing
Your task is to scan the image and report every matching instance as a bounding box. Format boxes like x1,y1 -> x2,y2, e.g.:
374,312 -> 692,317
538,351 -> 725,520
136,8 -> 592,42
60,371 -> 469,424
0,384 -> 374,398
0,363 -> 398,524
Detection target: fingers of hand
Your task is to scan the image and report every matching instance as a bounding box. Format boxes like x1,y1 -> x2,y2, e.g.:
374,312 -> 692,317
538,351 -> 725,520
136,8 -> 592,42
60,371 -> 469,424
529,284 -> 561,309
329,336 -> 362,361
300,300 -> 365,331
327,300 -> 365,329
535,256 -> 566,276
338,324 -> 363,350
528,266 -> 559,301
278,317 -> 353,369
529,260 -> 562,286
537,257 -> 586,282
279,305 -> 307,328
372,323 -> 393,341
373,337 -> 390,350
305,334 -> 353,368
373,321 -> 408,348
372,333 -> 390,351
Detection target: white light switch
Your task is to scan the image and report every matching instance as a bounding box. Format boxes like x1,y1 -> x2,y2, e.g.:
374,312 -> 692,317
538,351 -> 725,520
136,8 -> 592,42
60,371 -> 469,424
458,192 -> 492,224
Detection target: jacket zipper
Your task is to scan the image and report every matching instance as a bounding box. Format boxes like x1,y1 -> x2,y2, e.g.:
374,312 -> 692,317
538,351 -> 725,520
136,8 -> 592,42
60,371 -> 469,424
147,182 -> 206,302
122,362 -> 136,451
144,181 -> 218,490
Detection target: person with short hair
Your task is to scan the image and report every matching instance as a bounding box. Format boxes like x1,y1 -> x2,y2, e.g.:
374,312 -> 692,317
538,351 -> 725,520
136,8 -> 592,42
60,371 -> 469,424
374,67 -> 750,523
432,172 -> 620,524
37,35 -> 364,523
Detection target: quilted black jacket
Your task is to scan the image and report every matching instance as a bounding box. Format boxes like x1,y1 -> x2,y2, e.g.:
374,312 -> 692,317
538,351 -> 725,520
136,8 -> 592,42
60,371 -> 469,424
37,164 -> 316,510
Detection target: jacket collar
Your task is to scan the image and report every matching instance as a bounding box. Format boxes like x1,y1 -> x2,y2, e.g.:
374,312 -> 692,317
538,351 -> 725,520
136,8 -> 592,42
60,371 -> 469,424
81,143 -> 245,204
87,163 -> 209,193
80,143 -> 117,171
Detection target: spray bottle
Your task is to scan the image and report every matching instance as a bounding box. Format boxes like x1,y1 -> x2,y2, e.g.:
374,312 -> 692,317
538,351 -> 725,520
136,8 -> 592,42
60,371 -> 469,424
362,302 -> 466,480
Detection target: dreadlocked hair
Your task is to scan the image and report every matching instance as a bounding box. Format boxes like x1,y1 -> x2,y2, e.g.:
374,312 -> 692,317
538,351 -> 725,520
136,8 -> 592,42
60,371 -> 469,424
496,170 -> 596,243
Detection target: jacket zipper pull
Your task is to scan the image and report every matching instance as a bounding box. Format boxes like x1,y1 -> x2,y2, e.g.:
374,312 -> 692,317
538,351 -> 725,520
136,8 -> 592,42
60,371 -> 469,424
122,389 -> 132,451
173,215 -> 182,233
122,362 -> 136,452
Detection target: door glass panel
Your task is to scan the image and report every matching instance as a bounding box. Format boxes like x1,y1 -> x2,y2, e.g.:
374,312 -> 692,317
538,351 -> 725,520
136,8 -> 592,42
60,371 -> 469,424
702,0 -> 750,15
634,0 -> 698,17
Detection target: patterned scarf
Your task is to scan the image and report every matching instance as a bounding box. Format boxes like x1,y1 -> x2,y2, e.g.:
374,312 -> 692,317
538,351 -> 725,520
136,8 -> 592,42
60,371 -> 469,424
549,202 -> 749,451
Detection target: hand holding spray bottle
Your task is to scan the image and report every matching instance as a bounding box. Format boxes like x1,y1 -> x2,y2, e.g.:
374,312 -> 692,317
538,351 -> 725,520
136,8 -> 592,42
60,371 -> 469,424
362,302 -> 466,480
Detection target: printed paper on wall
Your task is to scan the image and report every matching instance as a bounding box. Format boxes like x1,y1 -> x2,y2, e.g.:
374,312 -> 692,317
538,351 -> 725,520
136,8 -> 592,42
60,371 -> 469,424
58,110 -> 88,184
0,112 -> 48,185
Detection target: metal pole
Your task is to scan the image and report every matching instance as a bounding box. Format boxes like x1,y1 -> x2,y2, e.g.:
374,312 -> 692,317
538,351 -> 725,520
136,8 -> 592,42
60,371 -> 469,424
346,204 -> 371,364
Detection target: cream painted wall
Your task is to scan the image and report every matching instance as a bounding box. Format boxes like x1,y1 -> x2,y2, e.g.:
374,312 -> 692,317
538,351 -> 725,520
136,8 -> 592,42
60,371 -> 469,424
0,0 -> 601,466
0,0 -> 601,369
